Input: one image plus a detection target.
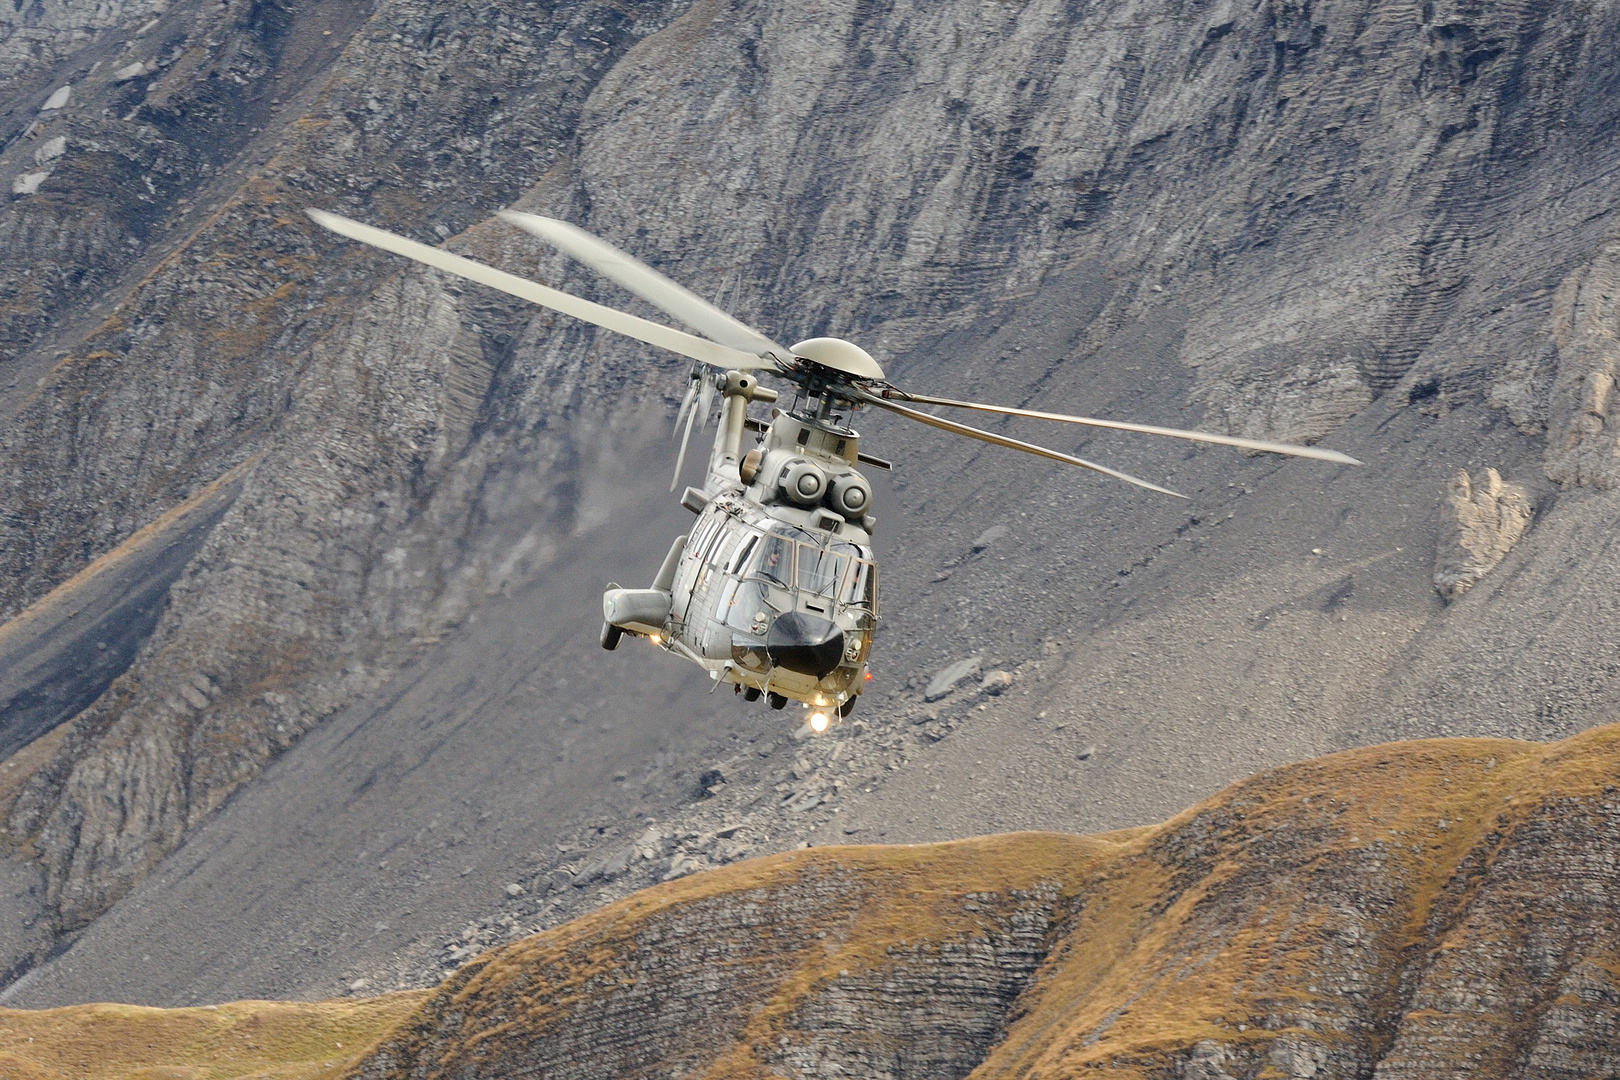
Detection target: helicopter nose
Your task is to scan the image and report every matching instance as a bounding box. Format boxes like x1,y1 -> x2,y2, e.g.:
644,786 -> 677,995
765,612 -> 846,678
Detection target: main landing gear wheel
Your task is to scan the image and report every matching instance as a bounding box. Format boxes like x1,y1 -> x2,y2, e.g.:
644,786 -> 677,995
743,686 -> 762,702
767,691 -> 788,710
600,622 -> 623,650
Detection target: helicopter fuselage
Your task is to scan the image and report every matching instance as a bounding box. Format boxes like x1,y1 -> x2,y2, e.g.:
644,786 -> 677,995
601,371 -> 878,715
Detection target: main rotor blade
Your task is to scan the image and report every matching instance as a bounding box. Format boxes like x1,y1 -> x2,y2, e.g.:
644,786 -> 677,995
499,211 -> 790,359
880,390 -> 1363,465
672,393 -> 701,491
673,378 -> 698,440
853,390 -> 1186,499
307,210 -> 774,371
696,375 -> 716,434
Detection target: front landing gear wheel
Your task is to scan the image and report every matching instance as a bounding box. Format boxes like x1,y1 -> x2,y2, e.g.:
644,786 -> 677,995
743,686 -> 762,702
767,691 -> 788,710
600,622 -> 623,650
839,698 -> 857,717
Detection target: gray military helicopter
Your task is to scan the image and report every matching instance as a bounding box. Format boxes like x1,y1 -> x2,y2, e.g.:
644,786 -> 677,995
308,209 -> 1361,732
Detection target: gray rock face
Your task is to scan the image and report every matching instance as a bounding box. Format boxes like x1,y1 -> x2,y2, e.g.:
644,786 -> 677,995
0,0 -> 161,89
925,658 -> 981,702
1433,468 -> 1533,600
1545,239 -> 1620,487
1,0 -> 694,939
5,0 -> 1620,1002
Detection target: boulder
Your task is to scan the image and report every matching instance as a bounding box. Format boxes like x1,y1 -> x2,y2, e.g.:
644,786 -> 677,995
698,768 -> 725,797
970,525 -> 1009,554
573,844 -> 634,887
925,657 -> 981,701
1433,469 -> 1533,600
979,670 -> 1014,695
33,135 -> 66,165
11,170 -> 47,195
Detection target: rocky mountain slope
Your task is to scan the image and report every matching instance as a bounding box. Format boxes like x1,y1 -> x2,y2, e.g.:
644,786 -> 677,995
4,0 -> 1620,1005
13,724 -> 1620,1079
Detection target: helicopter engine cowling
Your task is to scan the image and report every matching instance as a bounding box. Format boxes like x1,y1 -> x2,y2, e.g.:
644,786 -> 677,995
827,473 -> 871,518
779,460 -> 827,506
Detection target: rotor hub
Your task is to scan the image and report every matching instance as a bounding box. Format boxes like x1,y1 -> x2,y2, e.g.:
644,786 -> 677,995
787,337 -> 884,381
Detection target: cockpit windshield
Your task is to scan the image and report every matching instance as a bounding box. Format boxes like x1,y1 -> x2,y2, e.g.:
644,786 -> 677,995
796,543 -> 850,598
753,534 -> 794,587
742,527 -> 876,612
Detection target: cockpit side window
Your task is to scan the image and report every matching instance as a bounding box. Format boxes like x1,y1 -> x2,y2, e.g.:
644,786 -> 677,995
843,559 -> 877,614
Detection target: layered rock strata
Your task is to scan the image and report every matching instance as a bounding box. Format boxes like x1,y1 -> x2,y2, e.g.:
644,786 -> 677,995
346,725 -> 1620,1080
12,728 -> 1620,1078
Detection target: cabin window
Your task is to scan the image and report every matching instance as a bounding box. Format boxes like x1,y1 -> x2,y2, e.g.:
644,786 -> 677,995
694,514 -> 732,566
709,528 -> 738,568
688,515 -> 720,560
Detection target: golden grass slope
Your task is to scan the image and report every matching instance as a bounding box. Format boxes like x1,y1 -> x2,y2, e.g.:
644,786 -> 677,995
13,724 -> 1620,1079
0,993 -> 426,1080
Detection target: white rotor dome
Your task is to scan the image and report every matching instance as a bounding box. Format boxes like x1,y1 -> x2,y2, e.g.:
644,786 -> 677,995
789,337 -> 884,380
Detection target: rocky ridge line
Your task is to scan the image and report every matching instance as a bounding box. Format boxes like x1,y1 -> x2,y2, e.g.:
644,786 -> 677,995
350,723 -> 1620,1080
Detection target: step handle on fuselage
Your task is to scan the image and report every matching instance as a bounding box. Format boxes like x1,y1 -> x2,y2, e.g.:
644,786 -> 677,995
653,534 -> 687,592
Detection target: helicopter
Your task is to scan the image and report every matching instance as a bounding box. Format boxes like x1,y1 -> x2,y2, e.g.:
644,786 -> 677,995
308,208 -> 1361,732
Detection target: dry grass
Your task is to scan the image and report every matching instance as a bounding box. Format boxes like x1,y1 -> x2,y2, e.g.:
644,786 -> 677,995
974,726 -> 1620,1077
444,831 -> 1122,1078
0,993 -> 427,1080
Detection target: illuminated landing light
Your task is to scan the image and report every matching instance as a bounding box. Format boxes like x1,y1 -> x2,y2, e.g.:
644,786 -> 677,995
649,634 -> 662,644
809,711 -> 830,733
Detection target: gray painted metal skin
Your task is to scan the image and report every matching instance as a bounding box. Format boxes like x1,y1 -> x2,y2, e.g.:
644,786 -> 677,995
602,368 -> 879,715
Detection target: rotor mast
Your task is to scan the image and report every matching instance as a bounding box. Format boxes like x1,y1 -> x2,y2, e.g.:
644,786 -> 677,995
708,370 -> 777,489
